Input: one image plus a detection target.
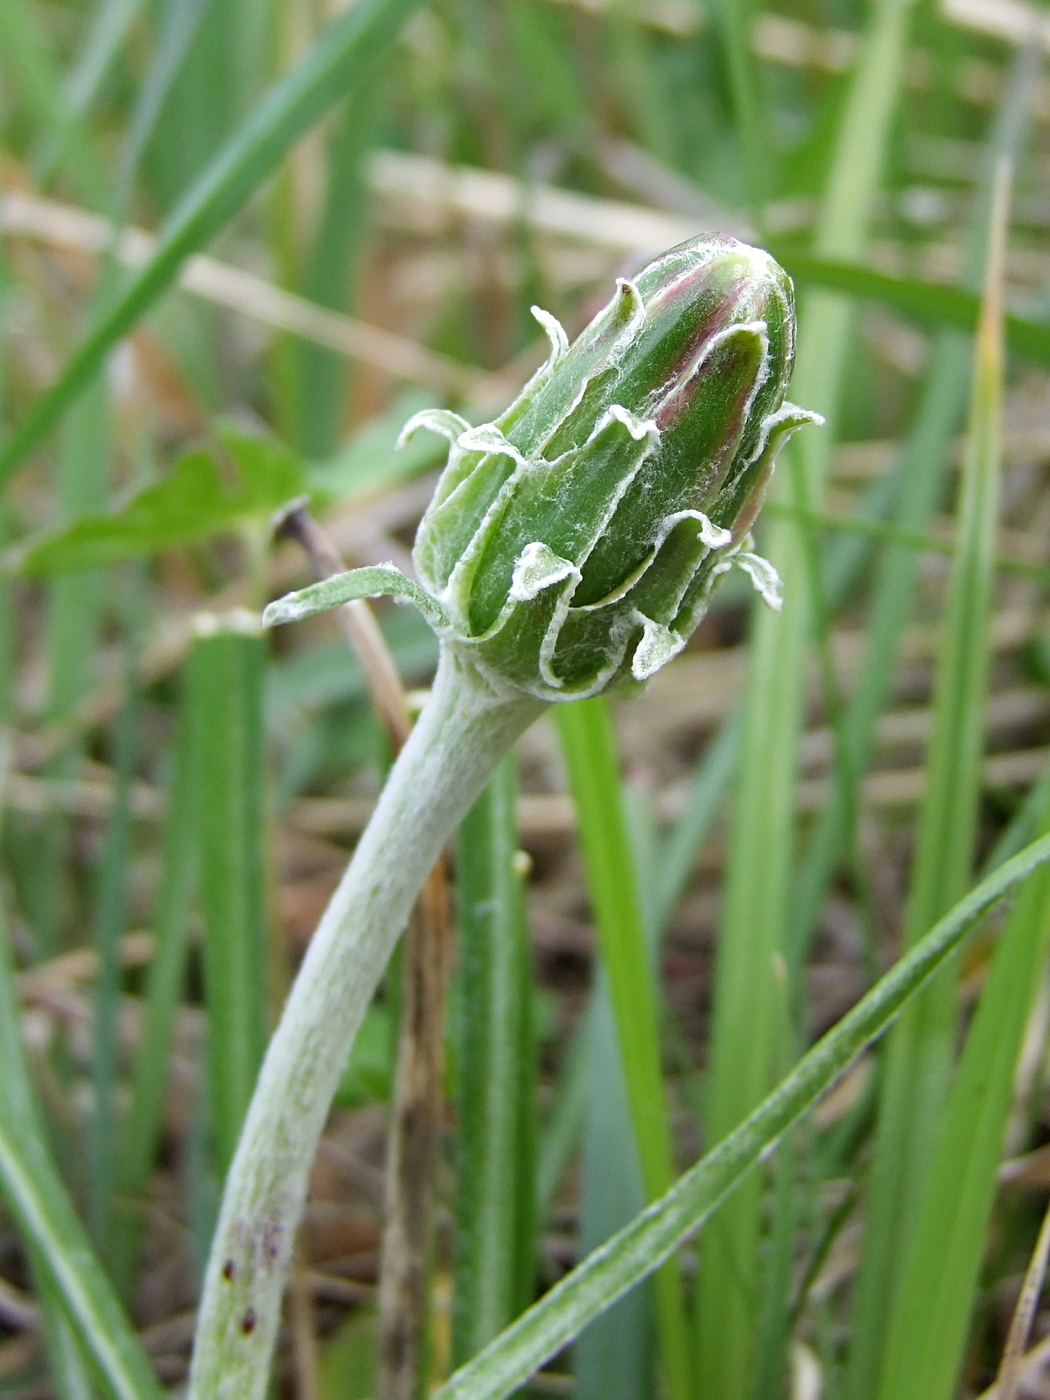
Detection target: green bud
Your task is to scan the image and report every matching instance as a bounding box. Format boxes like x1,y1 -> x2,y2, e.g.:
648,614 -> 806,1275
264,235 -> 821,700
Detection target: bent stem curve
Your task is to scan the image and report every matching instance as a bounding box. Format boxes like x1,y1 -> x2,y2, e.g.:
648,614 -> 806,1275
188,646 -> 544,1400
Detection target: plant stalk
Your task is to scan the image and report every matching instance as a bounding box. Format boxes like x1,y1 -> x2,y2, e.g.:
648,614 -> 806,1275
188,646 -> 544,1400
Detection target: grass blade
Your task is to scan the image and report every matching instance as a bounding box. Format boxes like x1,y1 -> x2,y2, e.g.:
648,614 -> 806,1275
430,832 -> 1050,1400
35,1273 -> 96,1400
188,620 -> 268,1174
284,73 -> 384,457
575,786 -> 662,1400
117,0 -> 216,197
0,0 -> 425,484
37,0 -> 142,189
772,250 -> 1050,372
0,0 -> 110,206
707,0 -> 765,227
112,679 -> 200,1291
88,688 -> 137,1256
653,713 -> 737,938
877,754 -> 1050,1400
575,976 -> 652,1400
535,1021 -> 587,1226
0,894 -> 166,1400
555,697 -> 691,1400
453,754 -> 537,1363
791,43 -> 1040,959
847,157 -> 1012,1400
696,1 -> 917,1390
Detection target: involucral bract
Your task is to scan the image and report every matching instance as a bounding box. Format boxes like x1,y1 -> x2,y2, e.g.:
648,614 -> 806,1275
264,235 -> 822,700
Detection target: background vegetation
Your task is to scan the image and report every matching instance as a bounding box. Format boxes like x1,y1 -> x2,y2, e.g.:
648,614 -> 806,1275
2,0 -> 1050,1396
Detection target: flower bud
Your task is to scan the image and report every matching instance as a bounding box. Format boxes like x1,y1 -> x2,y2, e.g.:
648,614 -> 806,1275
264,235 -> 821,700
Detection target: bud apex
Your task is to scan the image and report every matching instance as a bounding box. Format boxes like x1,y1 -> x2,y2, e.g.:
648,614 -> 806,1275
264,236 -> 821,700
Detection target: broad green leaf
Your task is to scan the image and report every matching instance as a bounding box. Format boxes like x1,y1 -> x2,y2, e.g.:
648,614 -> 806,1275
13,426 -> 305,575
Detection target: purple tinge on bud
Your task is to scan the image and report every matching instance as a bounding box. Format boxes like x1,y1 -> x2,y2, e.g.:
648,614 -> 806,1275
402,234 -> 822,701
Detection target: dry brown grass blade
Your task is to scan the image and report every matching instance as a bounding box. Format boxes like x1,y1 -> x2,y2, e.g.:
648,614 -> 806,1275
991,1192 -> 1050,1400
0,189 -> 493,399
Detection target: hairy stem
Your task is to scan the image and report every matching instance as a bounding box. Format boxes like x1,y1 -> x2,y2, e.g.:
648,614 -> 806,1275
188,647 -> 544,1400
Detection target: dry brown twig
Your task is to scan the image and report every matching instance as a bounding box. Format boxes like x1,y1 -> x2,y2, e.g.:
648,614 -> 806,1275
992,1194 -> 1050,1400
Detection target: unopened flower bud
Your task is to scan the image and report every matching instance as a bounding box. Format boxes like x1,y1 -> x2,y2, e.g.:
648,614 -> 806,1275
264,235 -> 821,700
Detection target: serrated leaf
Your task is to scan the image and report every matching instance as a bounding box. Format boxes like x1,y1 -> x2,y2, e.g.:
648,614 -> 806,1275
14,427 -> 306,576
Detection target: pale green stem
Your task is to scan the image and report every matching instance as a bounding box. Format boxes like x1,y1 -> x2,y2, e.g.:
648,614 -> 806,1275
188,646 -> 544,1400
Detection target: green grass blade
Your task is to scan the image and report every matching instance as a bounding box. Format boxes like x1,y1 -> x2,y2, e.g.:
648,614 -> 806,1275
877,765 -> 1050,1400
188,622 -> 268,1175
602,12 -> 671,165
430,832 -> 1050,1400
0,0 -> 110,206
64,0 -> 142,117
653,713 -> 737,938
791,43 -> 1040,959
772,251 -> 1050,372
708,0 -> 765,227
575,786 -> 660,1400
112,680 -> 200,1291
0,897 -> 166,1400
33,1262 -> 97,1400
575,978 -> 652,1400
535,1019 -> 587,1225
286,74 -> 384,458
555,697 -> 691,1400
763,498 -> 1050,590
32,364 -> 111,958
453,755 -> 537,1363
89,690 -> 137,1256
985,763 -> 1050,875
788,332 -> 971,957
37,0 -> 142,189
0,0 -> 424,484
845,159 -> 1012,1400
696,2 -> 917,1390
117,0 -> 215,196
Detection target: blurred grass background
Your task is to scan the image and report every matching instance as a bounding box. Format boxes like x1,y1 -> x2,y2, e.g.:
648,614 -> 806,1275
3,0 -> 1050,1397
